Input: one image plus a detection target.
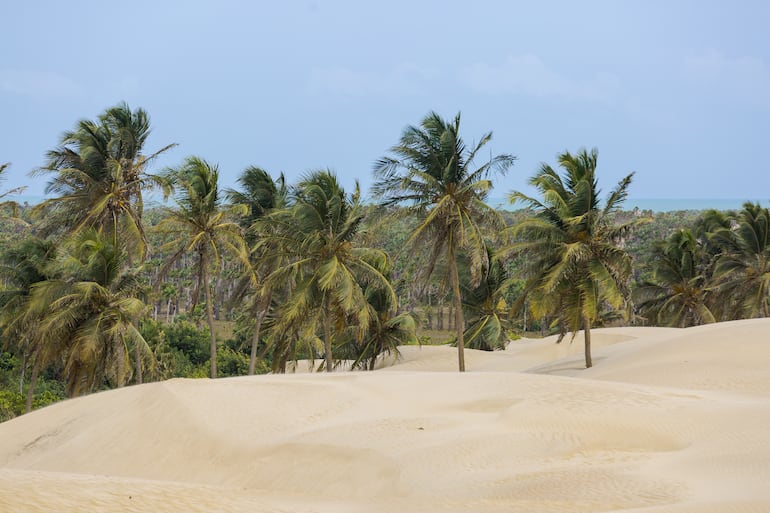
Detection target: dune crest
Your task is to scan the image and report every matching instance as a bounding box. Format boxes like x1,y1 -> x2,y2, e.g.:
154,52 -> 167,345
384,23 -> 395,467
1,319 -> 770,512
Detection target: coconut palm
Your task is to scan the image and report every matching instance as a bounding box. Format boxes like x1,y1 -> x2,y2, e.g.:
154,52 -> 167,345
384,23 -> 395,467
32,103 -> 175,260
157,156 -> 247,378
459,248 -> 513,351
372,111 -> 515,371
712,203 -> 770,318
505,148 -> 637,368
226,167 -> 289,374
0,237 -> 57,411
634,229 -> 717,327
259,170 -> 396,372
337,275 -> 418,370
26,231 -> 150,397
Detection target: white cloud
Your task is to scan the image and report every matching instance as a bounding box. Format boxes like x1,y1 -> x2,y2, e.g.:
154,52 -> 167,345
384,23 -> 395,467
0,69 -> 81,98
682,51 -> 770,107
306,63 -> 437,98
460,54 -> 622,104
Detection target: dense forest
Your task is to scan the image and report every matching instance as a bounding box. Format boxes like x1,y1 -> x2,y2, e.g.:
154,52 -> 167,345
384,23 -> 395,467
1,104 -> 767,421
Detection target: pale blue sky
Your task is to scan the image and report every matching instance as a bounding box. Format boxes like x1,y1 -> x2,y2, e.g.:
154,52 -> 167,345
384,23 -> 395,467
2,1 -> 769,203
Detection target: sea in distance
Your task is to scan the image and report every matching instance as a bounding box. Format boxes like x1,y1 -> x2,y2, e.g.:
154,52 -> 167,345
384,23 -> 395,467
7,194 -> 769,214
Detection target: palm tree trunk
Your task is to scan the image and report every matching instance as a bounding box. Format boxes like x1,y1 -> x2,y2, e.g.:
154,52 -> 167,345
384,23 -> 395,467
583,316 -> 593,368
202,254 -> 218,379
25,356 -> 41,413
134,342 -> 143,384
323,294 -> 334,372
116,339 -> 126,388
19,352 -> 26,394
448,250 -> 466,372
248,291 -> 271,375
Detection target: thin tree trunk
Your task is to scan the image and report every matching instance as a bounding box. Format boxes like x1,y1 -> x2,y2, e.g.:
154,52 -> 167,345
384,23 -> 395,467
323,295 -> 333,372
116,340 -> 125,388
203,254 -> 217,379
19,352 -> 26,395
449,250 -> 466,372
134,341 -> 143,384
25,357 -> 41,413
583,316 -> 593,368
248,291 -> 271,375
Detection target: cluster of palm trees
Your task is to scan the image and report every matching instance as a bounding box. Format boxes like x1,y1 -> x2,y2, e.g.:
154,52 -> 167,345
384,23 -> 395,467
634,204 -> 770,327
2,102 -> 768,408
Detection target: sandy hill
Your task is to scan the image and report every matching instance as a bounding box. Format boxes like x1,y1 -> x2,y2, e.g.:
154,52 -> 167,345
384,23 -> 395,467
1,319 -> 769,512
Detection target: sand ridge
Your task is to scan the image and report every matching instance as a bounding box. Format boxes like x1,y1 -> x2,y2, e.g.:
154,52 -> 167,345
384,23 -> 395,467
1,319 -> 770,512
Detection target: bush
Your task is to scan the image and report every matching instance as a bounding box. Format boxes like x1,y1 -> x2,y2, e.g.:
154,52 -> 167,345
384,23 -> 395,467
0,390 -> 23,422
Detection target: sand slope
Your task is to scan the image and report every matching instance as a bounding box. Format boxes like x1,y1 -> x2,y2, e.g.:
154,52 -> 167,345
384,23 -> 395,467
1,319 -> 770,512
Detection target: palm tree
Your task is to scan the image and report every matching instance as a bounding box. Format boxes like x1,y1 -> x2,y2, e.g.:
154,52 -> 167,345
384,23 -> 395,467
0,237 -> 57,411
338,275 -> 418,370
259,170 -> 396,372
26,231 -> 150,397
32,103 -> 175,260
372,111 -> 515,371
459,248 -> 513,351
712,202 -> 770,318
157,156 -> 247,378
505,148 -> 637,368
226,167 -> 289,374
634,229 -> 717,327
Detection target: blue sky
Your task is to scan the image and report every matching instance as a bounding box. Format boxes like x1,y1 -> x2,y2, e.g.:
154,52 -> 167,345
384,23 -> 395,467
2,1 -> 769,203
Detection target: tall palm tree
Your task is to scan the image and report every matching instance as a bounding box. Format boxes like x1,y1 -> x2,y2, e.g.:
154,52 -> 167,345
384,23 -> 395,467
32,103 -> 175,260
505,148 -> 637,368
157,156 -> 247,378
26,231 -> 150,397
634,229 -> 717,327
259,170 -> 396,372
372,111 -> 515,371
226,167 -> 289,375
712,202 -> 770,318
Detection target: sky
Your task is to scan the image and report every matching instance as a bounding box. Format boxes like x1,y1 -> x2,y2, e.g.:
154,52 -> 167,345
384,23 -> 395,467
2,0 -> 770,204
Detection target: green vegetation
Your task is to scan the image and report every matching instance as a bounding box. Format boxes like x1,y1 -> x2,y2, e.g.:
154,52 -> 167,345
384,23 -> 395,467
1,103 -> 768,418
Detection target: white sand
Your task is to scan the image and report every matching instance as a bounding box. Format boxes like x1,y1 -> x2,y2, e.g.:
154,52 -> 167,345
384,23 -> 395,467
1,319 -> 770,512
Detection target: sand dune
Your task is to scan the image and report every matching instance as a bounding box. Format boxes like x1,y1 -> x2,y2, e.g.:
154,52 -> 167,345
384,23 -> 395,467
1,319 -> 770,512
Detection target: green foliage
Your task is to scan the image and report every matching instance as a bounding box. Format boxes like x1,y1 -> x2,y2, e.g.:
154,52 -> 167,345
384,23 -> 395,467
0,390 -> 23,422
216,346 -> 254,377
140,319 -> 211,379
164,321 -> 210,365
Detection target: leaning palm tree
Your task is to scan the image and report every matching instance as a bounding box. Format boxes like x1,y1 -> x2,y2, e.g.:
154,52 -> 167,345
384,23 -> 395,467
26,230 -> 150,397
258,170 -> 396,372
157,156 -> 247,378
226,167 -> 289,374
505,148 -> 637,368
711,202 -> 770,318
634,229 -> 718,327
372,111 -> 515,371
32,103 -> 175,261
